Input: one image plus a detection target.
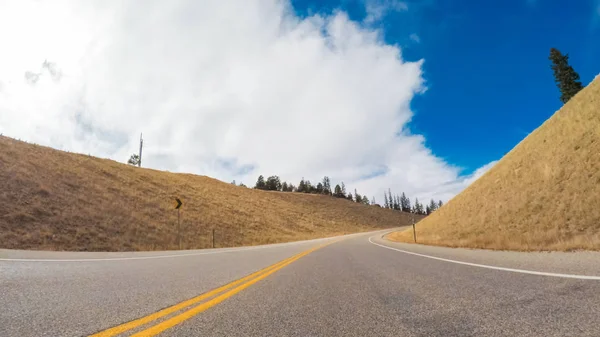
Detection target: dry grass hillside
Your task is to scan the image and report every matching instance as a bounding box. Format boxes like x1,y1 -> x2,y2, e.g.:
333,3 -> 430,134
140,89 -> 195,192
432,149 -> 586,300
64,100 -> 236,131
0,137 -> 418,251
389,76 -> 600,251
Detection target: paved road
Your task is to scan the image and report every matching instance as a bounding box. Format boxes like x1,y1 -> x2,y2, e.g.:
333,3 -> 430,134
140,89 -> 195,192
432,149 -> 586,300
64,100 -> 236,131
2,230 -> 600,336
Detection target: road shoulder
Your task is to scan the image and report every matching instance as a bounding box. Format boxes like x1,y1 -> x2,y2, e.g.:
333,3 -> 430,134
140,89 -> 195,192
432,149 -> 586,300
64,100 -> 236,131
375,233 -> 600,278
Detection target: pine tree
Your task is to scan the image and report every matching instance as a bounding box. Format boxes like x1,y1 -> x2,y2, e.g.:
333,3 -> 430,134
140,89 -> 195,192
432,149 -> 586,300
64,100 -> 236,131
298,178 -> 307,193
404,196 -> 411,213
304,180 -> 313,193
322,176 -> 331,195
371,196 -> 376,205
384,193 -> 389,208
549,48 -> 584,104
429,199 -> 438,213
346,193 -> 353,201
438,200 -> 443,208
282,181 -> 289,192
426,204 -> 431,215
354,189 -> 361,203
334,184 -> 344,198
394,195 -> 400,210
316,182 -> 324,194
255,175 -> 266,190
413,198 -> 424,215
341,182 -> 347,196
388,189 -> 393,209
362,197 -> 370,205
266,176 -> 282,191
400,192 -> 410,212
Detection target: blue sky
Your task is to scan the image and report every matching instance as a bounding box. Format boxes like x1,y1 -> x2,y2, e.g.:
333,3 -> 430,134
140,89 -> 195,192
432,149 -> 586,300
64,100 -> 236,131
292,0 -> 600,175
2,0 -> 598,202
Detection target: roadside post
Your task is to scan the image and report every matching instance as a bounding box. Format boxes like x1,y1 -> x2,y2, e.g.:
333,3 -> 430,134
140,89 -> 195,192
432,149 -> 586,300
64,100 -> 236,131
412,213 -> 417,243
174,197 -> 183,249
212,228 -> 215,248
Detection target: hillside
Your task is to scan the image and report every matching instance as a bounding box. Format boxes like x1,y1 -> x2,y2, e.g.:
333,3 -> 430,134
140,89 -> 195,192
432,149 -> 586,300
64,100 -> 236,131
0,137 -> 418,251
389,76 -> 600,251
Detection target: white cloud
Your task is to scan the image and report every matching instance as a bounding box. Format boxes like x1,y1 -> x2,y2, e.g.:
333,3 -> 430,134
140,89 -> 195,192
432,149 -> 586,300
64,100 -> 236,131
0,0 -> 493,203
409,33 -> 421,43
364,0 -> 408,24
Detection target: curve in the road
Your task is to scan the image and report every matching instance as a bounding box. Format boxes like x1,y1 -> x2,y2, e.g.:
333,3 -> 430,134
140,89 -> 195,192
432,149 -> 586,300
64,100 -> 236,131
0,234 -> 354,262
370,236 -> 600,280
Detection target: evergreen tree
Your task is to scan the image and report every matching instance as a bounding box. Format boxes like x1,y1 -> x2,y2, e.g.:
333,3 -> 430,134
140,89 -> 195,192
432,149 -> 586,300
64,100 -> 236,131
239,182 -> 247,188
316,182 -> 324,194
322,176 -> 332,195
334,184 -> 344,198
346,193 -> 353,201
255,175 -> 267,190
384,193 -> 389,208
404,195 -> 411,213
231,180 -> 236,185
371,196 -> 376,205
362,197 -> 370,205
289,184 -> 296,192
413,198 -> 424,215
388,189 -> 393,209
438,200 -> 443,208
400,192 -> 411,212
304,180 -> 313,193
266,176 -> 282,191
354,189 -> 362,203
282,181 -> 289,192
394,195 -> 400,210
341,182 -> 347,196
549,48 -> 584,104
426,204 -> 431,215
297,178 -> 306,193
429,199 -> 438,213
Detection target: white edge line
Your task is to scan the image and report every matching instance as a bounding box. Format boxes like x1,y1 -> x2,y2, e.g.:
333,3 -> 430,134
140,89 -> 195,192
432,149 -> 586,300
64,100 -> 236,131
368,236 -> 600,280
0,240 -> 328,262
0,231 -> 372,262
0,245 -> 274,262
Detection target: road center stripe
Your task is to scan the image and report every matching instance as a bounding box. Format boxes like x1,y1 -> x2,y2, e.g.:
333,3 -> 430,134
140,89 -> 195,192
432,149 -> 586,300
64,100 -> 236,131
130,242 -> 331,336
89,252 -> 304,337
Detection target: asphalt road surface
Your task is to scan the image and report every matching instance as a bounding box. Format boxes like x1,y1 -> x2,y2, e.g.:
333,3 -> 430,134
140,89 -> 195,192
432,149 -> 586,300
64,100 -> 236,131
2,230 -> 600,337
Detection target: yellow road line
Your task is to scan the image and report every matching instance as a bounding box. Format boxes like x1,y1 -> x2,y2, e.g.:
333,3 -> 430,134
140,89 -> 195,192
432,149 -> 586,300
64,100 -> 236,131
89,252 -> 302,337
131,242 -> 331,337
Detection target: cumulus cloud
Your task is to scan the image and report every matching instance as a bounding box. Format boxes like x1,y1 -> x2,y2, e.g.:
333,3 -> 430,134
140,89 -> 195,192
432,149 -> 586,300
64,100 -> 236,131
0,0 -> 494,203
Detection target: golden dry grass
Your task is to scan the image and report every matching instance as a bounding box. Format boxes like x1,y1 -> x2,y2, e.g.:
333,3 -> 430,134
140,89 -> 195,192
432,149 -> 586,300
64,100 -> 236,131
0,137 -> 418,251
388,76 -> 600,251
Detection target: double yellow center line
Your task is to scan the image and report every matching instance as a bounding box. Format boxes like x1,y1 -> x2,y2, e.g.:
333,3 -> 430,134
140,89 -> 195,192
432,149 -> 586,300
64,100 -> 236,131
90,241 -> 333,337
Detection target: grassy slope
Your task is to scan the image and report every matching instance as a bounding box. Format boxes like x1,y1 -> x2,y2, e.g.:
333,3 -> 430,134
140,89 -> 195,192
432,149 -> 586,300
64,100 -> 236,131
389,76 -> 600,251
0,137 -> 418,251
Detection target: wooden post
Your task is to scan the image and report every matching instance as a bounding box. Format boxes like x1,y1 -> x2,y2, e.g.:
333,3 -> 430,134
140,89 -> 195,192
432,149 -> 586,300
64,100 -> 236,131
212,228 -> 215,248
412,213 -> 417,243
177,208 -> 181,250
